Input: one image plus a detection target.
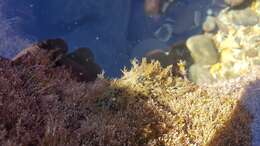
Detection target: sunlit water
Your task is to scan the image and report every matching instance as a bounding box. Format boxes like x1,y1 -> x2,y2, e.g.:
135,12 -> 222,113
0,0 -> 223,76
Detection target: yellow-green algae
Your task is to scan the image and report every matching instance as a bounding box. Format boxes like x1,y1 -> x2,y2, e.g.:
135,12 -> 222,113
209,0 -> 260,80
98,59 -> 252,146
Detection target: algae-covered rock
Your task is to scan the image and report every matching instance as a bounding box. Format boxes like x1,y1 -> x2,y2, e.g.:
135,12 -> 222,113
186,35 -> 219,65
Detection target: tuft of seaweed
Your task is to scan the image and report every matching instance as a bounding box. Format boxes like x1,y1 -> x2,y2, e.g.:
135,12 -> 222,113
99,59 -> 252,145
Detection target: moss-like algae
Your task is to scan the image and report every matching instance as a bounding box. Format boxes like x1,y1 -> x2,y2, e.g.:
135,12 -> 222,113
0,57 -> 252,145
99,59 -> 252,146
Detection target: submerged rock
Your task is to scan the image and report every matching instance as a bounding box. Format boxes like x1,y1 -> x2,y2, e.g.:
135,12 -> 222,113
144,0 -> 161,16
168,40 -> 193,68
12,38 -> 68,66
186,35 -> 219,65
229,8 -> 259,26
132,38 -> 169,58
60,47 -> 101,82
12,39 -> 101,82
144,49 -> 169,67
224,0 -> 248,7
189,64 -> 213,84
154,23 -> 173,42
203,16 -> 218,33
67,47 -> 95,64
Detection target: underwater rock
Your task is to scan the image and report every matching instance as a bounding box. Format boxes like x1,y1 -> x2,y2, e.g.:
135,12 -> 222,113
229,8 -> 259,26
161,0 -> 175,13
168,41 -> 193,67
132,38 -> 169,58
154,23 -> 173,42
144,49 -> 169,67
224,0 -> 248,7
189,64 -> 213,84
12,39 -> 101,82
144,0 -> 161,16
203,16 -> 218,33
67,47 -> 95,63
186,35 -> 219,65
60,47 -> 102,82
12,38 -> 68,66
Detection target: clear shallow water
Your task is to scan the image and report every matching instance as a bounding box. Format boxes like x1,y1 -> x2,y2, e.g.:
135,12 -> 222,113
0,0 -> 222,77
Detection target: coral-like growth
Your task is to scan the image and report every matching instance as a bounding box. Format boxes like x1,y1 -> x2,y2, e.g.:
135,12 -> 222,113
108,59 -> 252,145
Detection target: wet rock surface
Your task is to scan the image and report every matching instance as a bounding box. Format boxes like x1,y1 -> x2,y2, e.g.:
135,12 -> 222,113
12,38 -> 101,82
186,35 -> 219,65
189,64 -> 213,84
224,0 -> 248,7
12,38 -> 68,66
144,40 -> 193,76
145,49 -> 169,67
203,16 -> 218,33
60,47 -> 101,82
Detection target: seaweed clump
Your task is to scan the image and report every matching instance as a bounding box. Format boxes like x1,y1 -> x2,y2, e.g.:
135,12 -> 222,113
103,59 -> 252,145
0,52 -> 252,145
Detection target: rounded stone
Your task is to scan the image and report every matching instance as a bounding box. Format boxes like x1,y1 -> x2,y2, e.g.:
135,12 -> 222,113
68,47 -> 95,64
203,16 -> 217,33
186,35 -> 219,65
224,0 -> 247,7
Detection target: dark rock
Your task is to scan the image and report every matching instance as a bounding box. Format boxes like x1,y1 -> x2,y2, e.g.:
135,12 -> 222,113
224,0 -> 248,7
12,38 -> 68,66
12,39 -> 101,82
145,49 -> 169,67
59,48 -> 101,82
168,41 -> 193,67
67,47 -> 95,63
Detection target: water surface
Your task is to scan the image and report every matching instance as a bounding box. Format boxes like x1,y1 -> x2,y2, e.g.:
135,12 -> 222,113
0,0 -> 222,76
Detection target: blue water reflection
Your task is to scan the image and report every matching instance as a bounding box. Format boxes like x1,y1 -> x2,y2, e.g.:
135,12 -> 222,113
0,0 -> 223,76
